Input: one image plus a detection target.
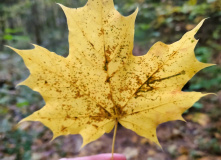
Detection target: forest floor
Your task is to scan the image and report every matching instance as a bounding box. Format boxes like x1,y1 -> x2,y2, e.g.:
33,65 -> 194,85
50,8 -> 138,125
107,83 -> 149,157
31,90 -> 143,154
1,93 -> 221,160
0,46 -> 221,160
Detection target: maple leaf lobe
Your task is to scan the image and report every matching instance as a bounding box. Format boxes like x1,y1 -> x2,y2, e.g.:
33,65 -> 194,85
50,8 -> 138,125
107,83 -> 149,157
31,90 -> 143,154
9,0 -> 214,148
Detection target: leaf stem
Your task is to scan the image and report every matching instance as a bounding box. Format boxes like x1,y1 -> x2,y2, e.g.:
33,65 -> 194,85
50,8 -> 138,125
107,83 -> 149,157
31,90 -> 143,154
111,119 -> 118,160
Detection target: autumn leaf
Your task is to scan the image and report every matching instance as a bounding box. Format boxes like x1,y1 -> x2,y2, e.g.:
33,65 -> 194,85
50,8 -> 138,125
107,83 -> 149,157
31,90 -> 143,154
8,0 -> 214,155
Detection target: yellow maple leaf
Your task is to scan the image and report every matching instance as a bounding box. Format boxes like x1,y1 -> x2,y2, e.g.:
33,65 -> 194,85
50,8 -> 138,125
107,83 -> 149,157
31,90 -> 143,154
8,0 -> 214,155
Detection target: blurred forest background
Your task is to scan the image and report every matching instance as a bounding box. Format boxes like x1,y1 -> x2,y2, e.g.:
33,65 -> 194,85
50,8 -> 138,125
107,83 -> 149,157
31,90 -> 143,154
0,0 -> 221,160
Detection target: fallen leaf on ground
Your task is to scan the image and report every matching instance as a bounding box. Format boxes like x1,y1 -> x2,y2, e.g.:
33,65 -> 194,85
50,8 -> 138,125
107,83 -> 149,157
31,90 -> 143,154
176,155 -> 188,160
191,113 -> 210,127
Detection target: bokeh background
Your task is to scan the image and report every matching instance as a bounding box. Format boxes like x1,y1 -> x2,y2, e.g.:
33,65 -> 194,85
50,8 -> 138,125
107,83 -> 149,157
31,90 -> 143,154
0,0 -> 221,160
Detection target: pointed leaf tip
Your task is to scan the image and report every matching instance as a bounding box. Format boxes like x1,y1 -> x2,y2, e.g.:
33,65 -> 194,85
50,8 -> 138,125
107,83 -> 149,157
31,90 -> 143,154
191,18 -> 207,36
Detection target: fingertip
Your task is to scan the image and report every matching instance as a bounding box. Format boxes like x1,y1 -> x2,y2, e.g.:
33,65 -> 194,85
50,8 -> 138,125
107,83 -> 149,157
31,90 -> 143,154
59,153 -> 126,160
97,153 -> 126,160
113,154 -> 126,160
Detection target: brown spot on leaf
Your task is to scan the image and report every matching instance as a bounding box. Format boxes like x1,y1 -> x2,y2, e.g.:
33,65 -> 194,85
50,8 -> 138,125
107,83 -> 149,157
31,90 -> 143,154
99,28 -> 104,36
92,124 -> 98,129
61,125 -> 67,132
